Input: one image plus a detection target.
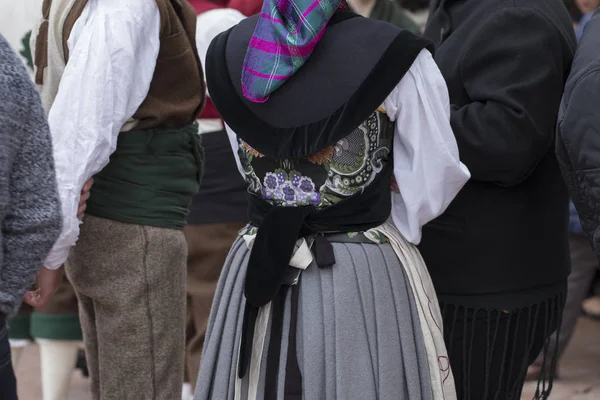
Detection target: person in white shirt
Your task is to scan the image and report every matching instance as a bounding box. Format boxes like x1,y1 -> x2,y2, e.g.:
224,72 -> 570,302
28,0 -> 205,398
193,1 -> 469,399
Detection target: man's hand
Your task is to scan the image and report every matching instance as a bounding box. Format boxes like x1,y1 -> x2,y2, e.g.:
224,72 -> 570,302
23,266 -> 64,308
78,178 -> 93,221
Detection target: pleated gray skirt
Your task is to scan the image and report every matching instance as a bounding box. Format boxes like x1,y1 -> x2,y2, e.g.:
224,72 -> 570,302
194,234 -> 433,400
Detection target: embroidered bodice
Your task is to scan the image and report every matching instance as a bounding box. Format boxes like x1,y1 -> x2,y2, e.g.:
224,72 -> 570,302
237,110 -> 394,208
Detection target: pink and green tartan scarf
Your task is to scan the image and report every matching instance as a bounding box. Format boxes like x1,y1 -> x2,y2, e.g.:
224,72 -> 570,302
242,0 -> 348,103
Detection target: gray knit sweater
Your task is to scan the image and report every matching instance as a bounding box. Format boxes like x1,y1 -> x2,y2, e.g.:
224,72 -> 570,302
0,34 -> 62,318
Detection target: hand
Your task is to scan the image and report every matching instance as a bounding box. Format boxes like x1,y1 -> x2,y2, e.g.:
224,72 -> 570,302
390,176 -> 399,193
23,266 -> 64,308
78,178 -> 93,221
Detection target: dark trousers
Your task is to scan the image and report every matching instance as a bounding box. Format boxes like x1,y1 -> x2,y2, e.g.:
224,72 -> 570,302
0,317 -> 18,400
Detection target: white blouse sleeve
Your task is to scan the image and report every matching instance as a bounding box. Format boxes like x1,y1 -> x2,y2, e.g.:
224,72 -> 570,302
382,49 -> 470,245
43,0 -> 160,269
226,124 -> 245,177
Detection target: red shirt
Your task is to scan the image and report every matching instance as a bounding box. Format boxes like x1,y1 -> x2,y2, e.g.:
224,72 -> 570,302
189,0 -> 262,18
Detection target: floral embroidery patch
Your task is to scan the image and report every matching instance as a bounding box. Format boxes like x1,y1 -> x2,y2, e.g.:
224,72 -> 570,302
237,110 -> 393,209
262,169 -> 321,206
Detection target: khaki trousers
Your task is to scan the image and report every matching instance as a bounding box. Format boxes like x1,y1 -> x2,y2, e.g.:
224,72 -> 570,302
66,215 -> 187,400
184,222 -> 245,387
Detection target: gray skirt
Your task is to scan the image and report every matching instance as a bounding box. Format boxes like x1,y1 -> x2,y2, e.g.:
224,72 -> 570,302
194,234 -> 433,400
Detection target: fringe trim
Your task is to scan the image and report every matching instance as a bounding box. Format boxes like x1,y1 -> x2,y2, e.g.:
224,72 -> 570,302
440,291 -> 565,400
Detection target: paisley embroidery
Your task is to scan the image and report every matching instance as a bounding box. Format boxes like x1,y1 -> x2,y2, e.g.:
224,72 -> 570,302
307,144 -> 336,165
240,140 -> 264,158
238,110 -> 394,208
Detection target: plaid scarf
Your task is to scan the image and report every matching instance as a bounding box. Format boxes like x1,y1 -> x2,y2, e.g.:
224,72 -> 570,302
242,0 -> 348,103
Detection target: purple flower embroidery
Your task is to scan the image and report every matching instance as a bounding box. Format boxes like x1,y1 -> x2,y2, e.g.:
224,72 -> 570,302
264,173 -> 278,189
299,177 -> 315,193
296,192 -> 308,204
276,171 -> 286,185
309,192 -> 321,206
260,169 -> 321,206
282,184 -> 296,202
262,187 -> 273,200
290,172 -> 302,187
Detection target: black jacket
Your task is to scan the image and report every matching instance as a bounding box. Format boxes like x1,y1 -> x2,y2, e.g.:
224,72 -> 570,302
556,10 -> 600,262
421,0 -> 577,295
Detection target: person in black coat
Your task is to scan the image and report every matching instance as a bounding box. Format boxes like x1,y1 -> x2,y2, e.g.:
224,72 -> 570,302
423,1 -> 576,399
556,9 -> 600,260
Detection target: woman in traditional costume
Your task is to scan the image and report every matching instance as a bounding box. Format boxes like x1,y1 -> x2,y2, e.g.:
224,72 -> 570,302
194,1 -> 470,399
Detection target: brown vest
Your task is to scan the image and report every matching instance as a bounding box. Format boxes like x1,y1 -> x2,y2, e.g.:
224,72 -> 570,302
35,0 -> 205,130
